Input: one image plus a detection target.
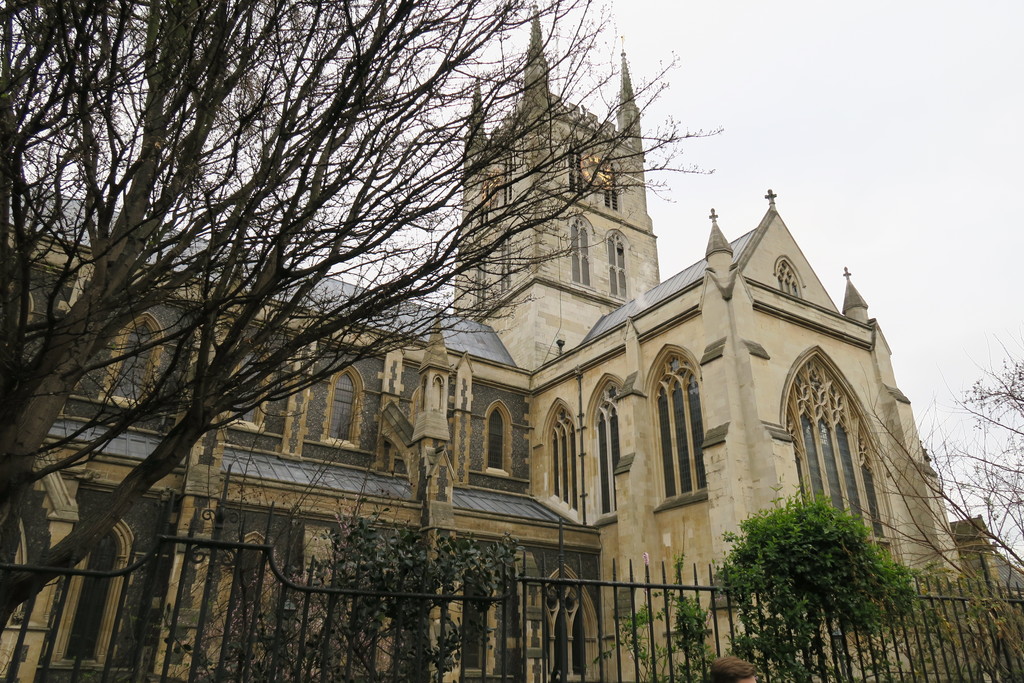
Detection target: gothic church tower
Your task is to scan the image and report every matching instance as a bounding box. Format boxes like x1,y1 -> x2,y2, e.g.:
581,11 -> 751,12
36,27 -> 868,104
457,18 -> 660,371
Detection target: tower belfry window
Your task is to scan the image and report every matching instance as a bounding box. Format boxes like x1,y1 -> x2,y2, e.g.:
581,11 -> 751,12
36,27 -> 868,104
570,218 -> 591,286
599,164 -> 618,210
499,239 -> 512,292
568,151 -> 584,192
607,233 -> 627,298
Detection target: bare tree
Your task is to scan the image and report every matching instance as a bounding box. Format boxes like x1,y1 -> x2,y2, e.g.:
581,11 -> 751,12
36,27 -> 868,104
873,350 -> 1024,578
0,0 -> 687,620
931,356 -> 1024,575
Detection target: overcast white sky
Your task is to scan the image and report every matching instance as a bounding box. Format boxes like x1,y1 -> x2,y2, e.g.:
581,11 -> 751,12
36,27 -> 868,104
610,0 -> 1024,443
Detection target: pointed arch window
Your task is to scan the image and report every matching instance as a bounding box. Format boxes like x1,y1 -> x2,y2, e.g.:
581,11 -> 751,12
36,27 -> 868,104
787,359 -> 886,535
655,356 -> 706,498
324,370 -> 362,444
544,573 -> 595,676
596,385 -> 621,514
551,406 -> 578,509
58,524 -> 131,662
607,232 -> 627,298
775,259 -> 801,297
112,319 -> 160,402
330,373 -> 356,440
486,406 -> 508,471
570,218 -> 591,286
65,533 -> 117,659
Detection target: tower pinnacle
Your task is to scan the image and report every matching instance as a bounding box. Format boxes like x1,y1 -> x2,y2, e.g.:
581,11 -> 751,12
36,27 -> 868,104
705,209 -> 732,259
842,267 -> 869,323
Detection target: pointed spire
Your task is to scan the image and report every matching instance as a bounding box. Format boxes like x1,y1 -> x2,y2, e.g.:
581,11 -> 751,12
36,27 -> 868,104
524,8 -> 550,100
530,8 -> 543,55
617,43 -> 641,138
620,49 -> 635,103
705,208 -> 732,258
842,267 -> 869,322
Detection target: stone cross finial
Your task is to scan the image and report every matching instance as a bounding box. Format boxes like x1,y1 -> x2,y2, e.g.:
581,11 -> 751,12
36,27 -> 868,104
709,208 -> 718,223
765,189 -> 777,206
843,267 -> 852,280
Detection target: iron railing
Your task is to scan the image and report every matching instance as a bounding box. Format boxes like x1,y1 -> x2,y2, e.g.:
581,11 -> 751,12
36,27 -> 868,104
3,536 -> 1024,682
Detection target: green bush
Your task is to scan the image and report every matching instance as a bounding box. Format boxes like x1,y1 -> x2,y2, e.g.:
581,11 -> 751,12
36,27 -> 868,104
718,496 -> 915,682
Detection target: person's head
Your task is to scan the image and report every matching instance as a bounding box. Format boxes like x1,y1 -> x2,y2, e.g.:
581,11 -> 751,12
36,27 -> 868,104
709,656 -> 757,683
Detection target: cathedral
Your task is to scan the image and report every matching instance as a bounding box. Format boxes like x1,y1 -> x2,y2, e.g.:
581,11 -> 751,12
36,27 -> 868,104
3,18 -> 951,679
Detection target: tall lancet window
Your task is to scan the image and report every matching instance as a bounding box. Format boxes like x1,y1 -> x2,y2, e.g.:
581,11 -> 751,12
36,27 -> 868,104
596,385 -> 621,514
787,358 -> 886,535
551,406 -> 578,509
655,355 -> 706,498
330,372 -> 357,441
607,232 -> 627,298
570,218 -> 591,286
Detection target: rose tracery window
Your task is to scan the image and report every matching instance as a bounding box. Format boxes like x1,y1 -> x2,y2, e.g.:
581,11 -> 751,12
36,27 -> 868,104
787,359 -> 885,535
655,356 -> 706,498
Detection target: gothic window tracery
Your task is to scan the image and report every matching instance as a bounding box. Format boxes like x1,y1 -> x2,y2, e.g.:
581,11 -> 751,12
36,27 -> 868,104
551,406 -> 578,509
787,359 -> 885,534
544,574 -> 593,676
655,355 -> 706,498
775,259 -> 801,297
607,232 -> 627,298
570,218 -> 591,286
596,385 -> 621,514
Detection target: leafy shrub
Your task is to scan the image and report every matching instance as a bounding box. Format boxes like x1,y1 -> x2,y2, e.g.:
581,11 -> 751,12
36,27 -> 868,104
718,496 -> 914,682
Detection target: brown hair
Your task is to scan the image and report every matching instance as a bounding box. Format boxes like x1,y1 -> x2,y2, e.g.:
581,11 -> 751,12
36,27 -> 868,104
709,656 -> 757,683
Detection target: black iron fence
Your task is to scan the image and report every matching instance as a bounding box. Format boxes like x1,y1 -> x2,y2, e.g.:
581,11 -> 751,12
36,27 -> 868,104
3,535 -> 1024,682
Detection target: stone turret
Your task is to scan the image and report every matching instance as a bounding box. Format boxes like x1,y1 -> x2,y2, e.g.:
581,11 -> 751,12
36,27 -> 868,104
412,325 -> 451,443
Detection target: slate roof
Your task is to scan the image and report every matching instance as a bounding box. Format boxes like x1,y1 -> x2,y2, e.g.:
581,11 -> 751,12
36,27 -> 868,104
452,486 -> 563,522
47,422 -> 558,522
441,317 -> 516,366
582,229 -> 757,343
315,277 -> 514,366
224,449 -> 564,522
